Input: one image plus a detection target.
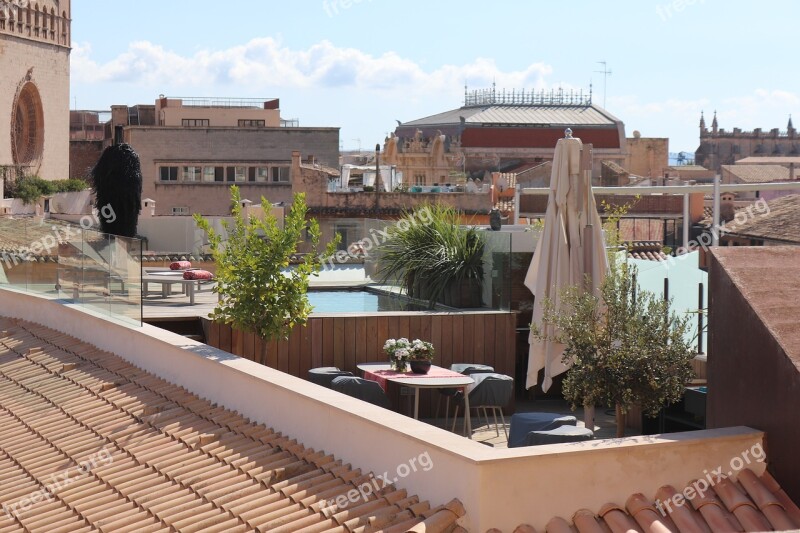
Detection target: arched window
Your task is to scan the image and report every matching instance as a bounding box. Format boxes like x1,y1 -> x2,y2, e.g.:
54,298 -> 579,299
61,10 -> 68,44
34,4 -> 40,36
0,8 -> 6,31
11,82 -> 45,172
50,8 -> 55,39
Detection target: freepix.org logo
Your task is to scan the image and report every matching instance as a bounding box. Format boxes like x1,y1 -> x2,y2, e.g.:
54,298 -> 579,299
0,0 -> 29,18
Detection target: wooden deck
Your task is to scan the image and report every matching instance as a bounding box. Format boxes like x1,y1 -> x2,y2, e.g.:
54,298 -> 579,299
144,281 -> 519,420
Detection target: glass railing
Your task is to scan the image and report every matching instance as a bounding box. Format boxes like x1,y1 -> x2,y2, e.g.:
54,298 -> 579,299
308,217 -> 521,311
628,250 -> 708,354
0,216 -> 142,326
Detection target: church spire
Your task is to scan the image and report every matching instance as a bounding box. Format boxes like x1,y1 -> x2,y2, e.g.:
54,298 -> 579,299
700,111 -> 706,130
789,114 -> 794,131
712,110 -> 718,134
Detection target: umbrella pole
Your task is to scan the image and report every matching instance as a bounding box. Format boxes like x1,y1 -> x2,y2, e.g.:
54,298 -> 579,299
581,143 -> 596,432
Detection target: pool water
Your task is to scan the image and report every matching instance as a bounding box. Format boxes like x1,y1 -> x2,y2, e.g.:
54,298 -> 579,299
308,290 -> 431,313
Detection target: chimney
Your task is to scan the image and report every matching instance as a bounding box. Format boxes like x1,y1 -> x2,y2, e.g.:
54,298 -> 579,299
142,198 -> 156,217
291,151 -> 302,183
240,199 -> 253,218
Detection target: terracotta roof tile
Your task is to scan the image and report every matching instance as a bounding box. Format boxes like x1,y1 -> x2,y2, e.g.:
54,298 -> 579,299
516,469 -> 799,533
721,164 -> 791,184
0,318 -> 464,532
722,194 -> 800,244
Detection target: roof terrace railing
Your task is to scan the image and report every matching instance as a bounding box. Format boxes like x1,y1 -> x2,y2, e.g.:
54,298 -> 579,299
168,97 -> 278,109
464,87 -> 592,107
0,216 -> 143,326
516,178 -> 800,249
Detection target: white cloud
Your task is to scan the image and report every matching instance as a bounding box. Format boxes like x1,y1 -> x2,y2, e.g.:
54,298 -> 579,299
607,89 -> 799,152
71,37 -> 553,97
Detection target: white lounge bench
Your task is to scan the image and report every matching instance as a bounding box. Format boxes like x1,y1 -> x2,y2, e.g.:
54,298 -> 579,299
142,270 -> 214,305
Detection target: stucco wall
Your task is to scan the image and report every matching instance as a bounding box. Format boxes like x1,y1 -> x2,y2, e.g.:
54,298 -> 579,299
160,106 -> 280,128
708,247 -> 800,503
0,289 -> 769,532
126,126 -> 338,216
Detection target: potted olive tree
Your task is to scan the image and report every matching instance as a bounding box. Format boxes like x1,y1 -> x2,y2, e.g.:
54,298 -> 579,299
533,257 -> 697,437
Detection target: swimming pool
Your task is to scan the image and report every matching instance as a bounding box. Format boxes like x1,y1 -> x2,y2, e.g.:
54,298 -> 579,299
308,289 -> 434,313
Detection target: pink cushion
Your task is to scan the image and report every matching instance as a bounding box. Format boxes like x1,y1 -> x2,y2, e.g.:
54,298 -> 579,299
183,270 -> 213,280
170,261 -> 192,270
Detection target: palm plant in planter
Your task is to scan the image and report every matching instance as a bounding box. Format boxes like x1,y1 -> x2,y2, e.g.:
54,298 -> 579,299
377,204 -> 485,309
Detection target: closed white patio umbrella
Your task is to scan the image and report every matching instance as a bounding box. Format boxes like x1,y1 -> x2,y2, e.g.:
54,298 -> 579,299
524,130 -> 608,392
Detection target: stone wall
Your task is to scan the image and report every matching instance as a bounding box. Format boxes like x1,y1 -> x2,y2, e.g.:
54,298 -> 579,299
0,6 -> 71,182
69,139 -> 103,179
625,136 -> 669,178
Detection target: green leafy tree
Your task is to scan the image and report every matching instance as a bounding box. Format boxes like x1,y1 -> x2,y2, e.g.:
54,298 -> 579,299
9,176 -> 88,205
194,186 -> 338,360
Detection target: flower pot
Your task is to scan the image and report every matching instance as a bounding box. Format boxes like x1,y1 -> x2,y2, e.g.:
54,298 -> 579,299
409,360 -> 431,374
390,360 -> 408,372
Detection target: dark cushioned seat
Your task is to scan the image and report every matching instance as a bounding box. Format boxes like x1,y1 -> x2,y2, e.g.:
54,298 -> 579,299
331,376 -> 391,409
450,363 -> 494,374
508,412 -> 578,448
308,367 -> 353,388
524,424 -> 594,446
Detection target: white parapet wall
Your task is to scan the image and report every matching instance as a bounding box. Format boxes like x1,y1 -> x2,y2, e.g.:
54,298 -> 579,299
1,289 -> 767,532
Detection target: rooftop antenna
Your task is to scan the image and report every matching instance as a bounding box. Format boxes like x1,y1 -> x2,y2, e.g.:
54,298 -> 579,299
594,61 -> 612,108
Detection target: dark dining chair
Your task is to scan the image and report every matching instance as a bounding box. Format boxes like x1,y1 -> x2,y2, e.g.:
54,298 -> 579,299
331,376 -> 391,409
435,364 -> 495,428
451,373 -> 513,440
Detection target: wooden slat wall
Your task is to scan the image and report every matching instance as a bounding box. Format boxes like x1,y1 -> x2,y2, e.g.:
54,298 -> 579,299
201,311 -> 518,418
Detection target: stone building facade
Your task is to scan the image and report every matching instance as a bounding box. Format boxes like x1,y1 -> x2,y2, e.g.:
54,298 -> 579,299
108,97 -> 339,216
695,112 -> 798,172
386,88 -> 628,187
624,132 -> 669,179
0,0 -> 71,184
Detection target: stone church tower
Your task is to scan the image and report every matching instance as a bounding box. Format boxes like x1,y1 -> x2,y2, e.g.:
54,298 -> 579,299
0,0 -> 71,184
695,111 -> 799,172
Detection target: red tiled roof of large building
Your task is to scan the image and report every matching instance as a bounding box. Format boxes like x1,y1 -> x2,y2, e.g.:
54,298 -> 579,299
0,318 -> 464,533
514,469 -> 800,532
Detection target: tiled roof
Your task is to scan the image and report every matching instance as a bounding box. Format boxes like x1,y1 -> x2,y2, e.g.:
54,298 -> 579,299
736,156 -> 800,165
721,164 -> 791,183
300,163 -> 340,177
666,165 -> 711,171
401,104 -> 618,128
0,318 -> 464,532
724,194 -> 800,244
627,241 -> 669,261
519,468 -> 800,532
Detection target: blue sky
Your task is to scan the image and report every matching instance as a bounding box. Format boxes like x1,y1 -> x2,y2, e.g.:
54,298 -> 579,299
70,0 -> 799,154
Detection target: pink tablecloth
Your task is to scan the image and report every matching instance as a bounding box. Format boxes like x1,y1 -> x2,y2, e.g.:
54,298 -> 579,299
363,366 -> 467,392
